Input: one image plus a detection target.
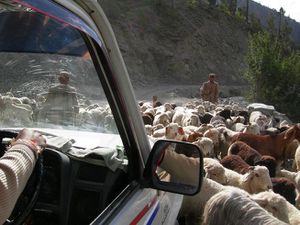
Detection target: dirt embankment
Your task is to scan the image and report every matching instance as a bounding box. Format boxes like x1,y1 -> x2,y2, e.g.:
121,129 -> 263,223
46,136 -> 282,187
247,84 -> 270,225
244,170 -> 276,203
101,0 -> 250,95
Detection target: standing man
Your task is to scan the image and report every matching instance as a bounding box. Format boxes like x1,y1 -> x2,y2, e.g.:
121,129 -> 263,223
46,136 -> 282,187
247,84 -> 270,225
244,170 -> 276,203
39,71 -> 79,125
200,73 -> 219,104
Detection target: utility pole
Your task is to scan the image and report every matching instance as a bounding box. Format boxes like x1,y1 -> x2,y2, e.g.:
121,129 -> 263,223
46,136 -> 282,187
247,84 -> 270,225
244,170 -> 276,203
171,0 -> 174,8
246,0 -> 249,23
278,7 -> 285,39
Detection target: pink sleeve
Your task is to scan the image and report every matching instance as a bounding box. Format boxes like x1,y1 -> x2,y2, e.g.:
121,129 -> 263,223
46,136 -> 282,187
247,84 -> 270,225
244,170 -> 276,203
0,144 -> 36,224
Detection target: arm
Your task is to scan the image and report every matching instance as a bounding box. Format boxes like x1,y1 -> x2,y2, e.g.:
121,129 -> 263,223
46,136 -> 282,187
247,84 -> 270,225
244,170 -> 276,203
0,129 -> 45,224
160,147 -> 199,185
214,83 -> 219,101
0,145 -> 36,224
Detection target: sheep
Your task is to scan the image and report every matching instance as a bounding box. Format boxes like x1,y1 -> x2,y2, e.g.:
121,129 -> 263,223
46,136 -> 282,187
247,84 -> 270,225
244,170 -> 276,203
196,123 -> 214,134
152,123 -> 185,140
203,128 -> 224,157
192,137 -> 214,157
171,108 -> 185,125
249,110 -> 270,133
231,122 -> 260,135
141,112 -> 153,125
202,189 -> 288,225
254,155 -> 277,178
144,124 -> 153,136
251,191 -> 300,225
210,115 -> 227,128
165,123 -> 185,140
230,124 -> 300,161
231,122 -> 248,132
203,158 -> 227,184
205,156 -> 272,194
151,126 -> 165,138
217,108 -> 231,120
1,100 -> 33,124
77,106 -> 99,126
221,155 -> 252,174
179,177 -> 225,224
228,141 -> 262,165
251,191 -> 290,224
195,104 -> 205,115
152,112 -> 170,127
277,169 -> 300,207
185,131 -> 203,142
199,113 -> 213,124
181,113 -> 200,127
224,165 -> 272,194
271,177 -> 296,205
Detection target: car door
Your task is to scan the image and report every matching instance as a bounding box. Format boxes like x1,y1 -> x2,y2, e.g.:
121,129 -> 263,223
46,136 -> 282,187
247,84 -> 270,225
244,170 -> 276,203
0,1 -> 202,224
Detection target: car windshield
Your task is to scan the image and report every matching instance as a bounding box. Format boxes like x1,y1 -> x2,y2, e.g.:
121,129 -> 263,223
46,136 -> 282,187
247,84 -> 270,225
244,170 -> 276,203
0,7 -> 118,135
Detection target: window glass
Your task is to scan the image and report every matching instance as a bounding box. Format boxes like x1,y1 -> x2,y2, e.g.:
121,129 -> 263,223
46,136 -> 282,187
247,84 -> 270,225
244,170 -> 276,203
0,10 -> 119,135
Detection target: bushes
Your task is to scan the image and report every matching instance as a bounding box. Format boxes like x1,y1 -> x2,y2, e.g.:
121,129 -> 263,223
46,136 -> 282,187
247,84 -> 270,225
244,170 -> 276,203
244,26 -> 300,121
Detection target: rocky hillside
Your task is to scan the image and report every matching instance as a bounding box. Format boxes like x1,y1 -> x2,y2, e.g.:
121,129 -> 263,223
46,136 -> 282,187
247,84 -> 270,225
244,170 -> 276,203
101,0 -> 250,92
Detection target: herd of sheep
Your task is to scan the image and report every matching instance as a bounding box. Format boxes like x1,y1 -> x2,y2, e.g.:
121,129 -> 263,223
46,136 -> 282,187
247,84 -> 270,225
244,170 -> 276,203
139,98 -> 300,225
0,92 -> 117,132
1,90 -> 300,224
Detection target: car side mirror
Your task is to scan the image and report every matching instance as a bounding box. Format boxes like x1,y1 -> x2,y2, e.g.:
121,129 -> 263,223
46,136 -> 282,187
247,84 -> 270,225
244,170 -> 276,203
143,140 -> 204,196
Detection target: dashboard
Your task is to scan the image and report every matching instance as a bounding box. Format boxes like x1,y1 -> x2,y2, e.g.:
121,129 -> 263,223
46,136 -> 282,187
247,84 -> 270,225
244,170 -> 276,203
0,131 -> 129,225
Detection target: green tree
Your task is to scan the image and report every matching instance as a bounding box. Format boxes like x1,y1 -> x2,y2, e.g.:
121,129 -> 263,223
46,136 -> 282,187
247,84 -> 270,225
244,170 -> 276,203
245,18 -> 300,121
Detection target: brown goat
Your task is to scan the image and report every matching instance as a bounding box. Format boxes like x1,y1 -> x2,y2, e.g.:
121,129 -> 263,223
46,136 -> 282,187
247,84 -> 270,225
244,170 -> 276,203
228,141 -> 278,177
228,141 -> 262,165
220,155 -> 251,174
230,124 -> 300,161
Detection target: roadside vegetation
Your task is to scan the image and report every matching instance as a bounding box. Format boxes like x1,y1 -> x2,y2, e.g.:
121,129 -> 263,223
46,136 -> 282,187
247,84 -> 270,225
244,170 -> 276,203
244,13 -> 300,122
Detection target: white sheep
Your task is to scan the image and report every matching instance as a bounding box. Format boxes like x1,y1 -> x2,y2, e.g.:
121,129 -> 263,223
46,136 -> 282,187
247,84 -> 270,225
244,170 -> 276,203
204,127 -> 228,158
249,111 -> 270,133
231,122 -> 260,135
203,128 -> 220,150
144,124 -> 153,136
179,177 -> 225,223
251,191 -> 300,225
223,165 -> 272,194
203,158 -> 227,184
181,113 -> 200,127
152,112 -> 170,127
165,123 -> 185,140
202,158 -> 272,194
193,137 -> 214,157
1,100 -> 33,124
151,123 -> 185,140
202,189 -> 288,225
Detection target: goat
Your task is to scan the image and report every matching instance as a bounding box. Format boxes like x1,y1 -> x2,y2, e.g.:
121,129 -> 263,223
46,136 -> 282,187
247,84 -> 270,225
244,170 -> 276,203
230,124 -> 300,161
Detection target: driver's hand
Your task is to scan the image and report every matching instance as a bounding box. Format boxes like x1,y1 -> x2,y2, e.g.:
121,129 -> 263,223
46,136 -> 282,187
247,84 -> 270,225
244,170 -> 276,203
15,128 -> 46,154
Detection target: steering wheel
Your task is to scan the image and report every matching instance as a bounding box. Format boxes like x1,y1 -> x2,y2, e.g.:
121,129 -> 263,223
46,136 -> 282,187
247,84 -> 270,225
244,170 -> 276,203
0,130 -> 44,225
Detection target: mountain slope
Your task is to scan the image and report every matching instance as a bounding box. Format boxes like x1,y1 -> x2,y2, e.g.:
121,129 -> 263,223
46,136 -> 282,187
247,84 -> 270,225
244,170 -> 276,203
101,0 -> 250,89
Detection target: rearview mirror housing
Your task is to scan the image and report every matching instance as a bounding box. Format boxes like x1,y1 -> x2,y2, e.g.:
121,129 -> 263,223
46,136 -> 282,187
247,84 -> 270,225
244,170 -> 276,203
143,140 -> 204,196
